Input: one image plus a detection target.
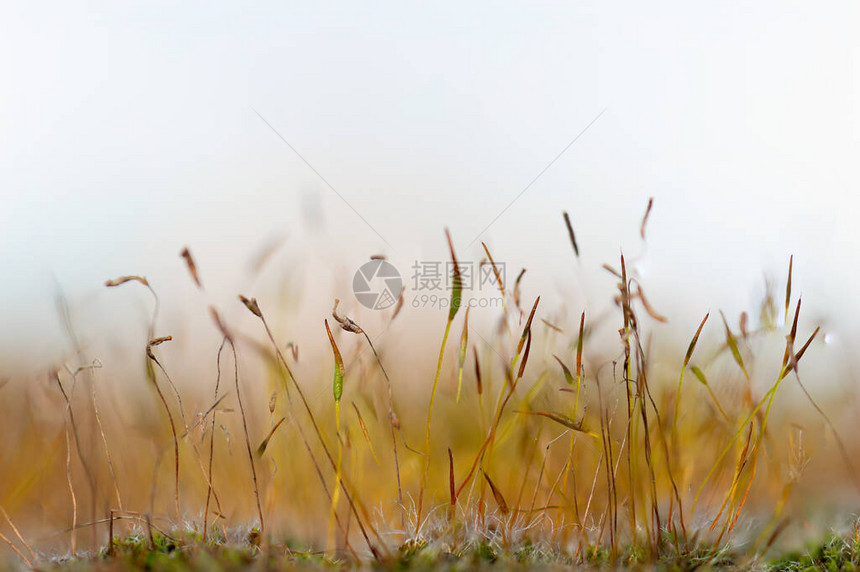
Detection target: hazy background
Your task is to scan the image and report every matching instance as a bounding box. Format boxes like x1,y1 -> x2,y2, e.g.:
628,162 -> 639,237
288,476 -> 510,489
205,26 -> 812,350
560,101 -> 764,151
2,1 -> 859,372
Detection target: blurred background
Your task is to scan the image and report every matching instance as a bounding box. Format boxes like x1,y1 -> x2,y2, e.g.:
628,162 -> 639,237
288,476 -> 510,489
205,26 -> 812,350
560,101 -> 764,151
1,0 -> 858,373
4,4 -> 860,557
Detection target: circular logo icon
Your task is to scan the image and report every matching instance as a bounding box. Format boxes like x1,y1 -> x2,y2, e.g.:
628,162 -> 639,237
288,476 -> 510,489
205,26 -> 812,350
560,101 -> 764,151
353,260 -> 403,310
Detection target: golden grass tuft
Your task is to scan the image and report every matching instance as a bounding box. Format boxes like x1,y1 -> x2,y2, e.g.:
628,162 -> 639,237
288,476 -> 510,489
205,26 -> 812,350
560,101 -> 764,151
1,206 -> 857,570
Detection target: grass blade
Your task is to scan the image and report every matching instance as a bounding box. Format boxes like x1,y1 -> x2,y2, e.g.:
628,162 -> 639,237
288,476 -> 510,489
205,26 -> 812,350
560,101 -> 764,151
784,255 -> 793,325
456,307 -> 470,402
720,311 -> 749,380
325,320 -> 345,402
482,470 -> 509,515
553,355 -> 574,386
473,346 -> 483,396
446,228 -> 462,322
353,403 -> 380,466
448,448 -> 457,507
563,211 -> 580,257
515,410 -> 598,438
257,417 -> 286,457
481,242 -> 506,300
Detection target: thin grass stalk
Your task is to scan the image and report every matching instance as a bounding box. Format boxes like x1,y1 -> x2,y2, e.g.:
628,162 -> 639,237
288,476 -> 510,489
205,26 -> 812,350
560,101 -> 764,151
674,313 -> 709,440
638,349 -> 688,544
618,255 -> 641,547
287,407 -> 359,560
536,458 -> 570,534
481,298 -> 540,469
559,312 -> 586,528
352,404 -> 380,466
229,337 -> 264,534
577,450 -> 604,558
632,338 -> 662,553
0,506 -> 35,563
481,242 -> 507,313
693,296 -> 807,513
145,340 -> 181,518
325,320 -> 345,552
64,422 -> 77,556
241,296 -> 382,560
791,359 -> 860,494
416,229 -> 462,534
331,300 -> 404,529
50,371 -> 98,526
416,317 -> 453,532
146,350 -> 229,529
203,337 -> 227,542
56,292 -> 99,542
0,531 -> 33,568
456,299 -> 538,499
456,307 -> 470,403
89,369 -> 123,512
692,336 -> 800,513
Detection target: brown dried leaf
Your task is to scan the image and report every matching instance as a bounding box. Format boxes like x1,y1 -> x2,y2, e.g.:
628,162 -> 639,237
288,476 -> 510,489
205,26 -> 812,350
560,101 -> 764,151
105,275 -> 149,288
785,326 -> 820,375
179,247 -> 203,289
602,264 -> 622,279
448,448 -> 457,506
640,197 -> 654,240
517,330 -> 532,380
684,313 -> 709,368
516,297 -> 540,356
635,284 -> 667,323
783,299 -> 802,369
481,242 -> 506,299
473,346 -> 483,396
513,268 -> 527,314
541,319 -> 563,334
481,470 -> 509,515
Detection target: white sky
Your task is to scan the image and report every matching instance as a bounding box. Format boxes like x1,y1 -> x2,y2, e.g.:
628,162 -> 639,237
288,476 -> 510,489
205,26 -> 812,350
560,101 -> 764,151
1,1 -> 859,368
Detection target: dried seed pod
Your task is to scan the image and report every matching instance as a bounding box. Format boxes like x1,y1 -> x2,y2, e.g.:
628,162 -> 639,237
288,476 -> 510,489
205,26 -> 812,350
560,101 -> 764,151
180,247 -> 203,289
238,295 -> 262,318
105,275 -> 149,288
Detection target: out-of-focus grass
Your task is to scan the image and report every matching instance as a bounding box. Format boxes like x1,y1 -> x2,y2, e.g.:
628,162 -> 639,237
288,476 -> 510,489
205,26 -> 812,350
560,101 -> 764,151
1,206 -> 859,570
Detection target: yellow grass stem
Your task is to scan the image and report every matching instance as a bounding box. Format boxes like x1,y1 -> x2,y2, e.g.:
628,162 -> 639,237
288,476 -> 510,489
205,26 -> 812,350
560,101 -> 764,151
328,400 -> 343,552
416,229 -> 462,534
416,317 -> 454,533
